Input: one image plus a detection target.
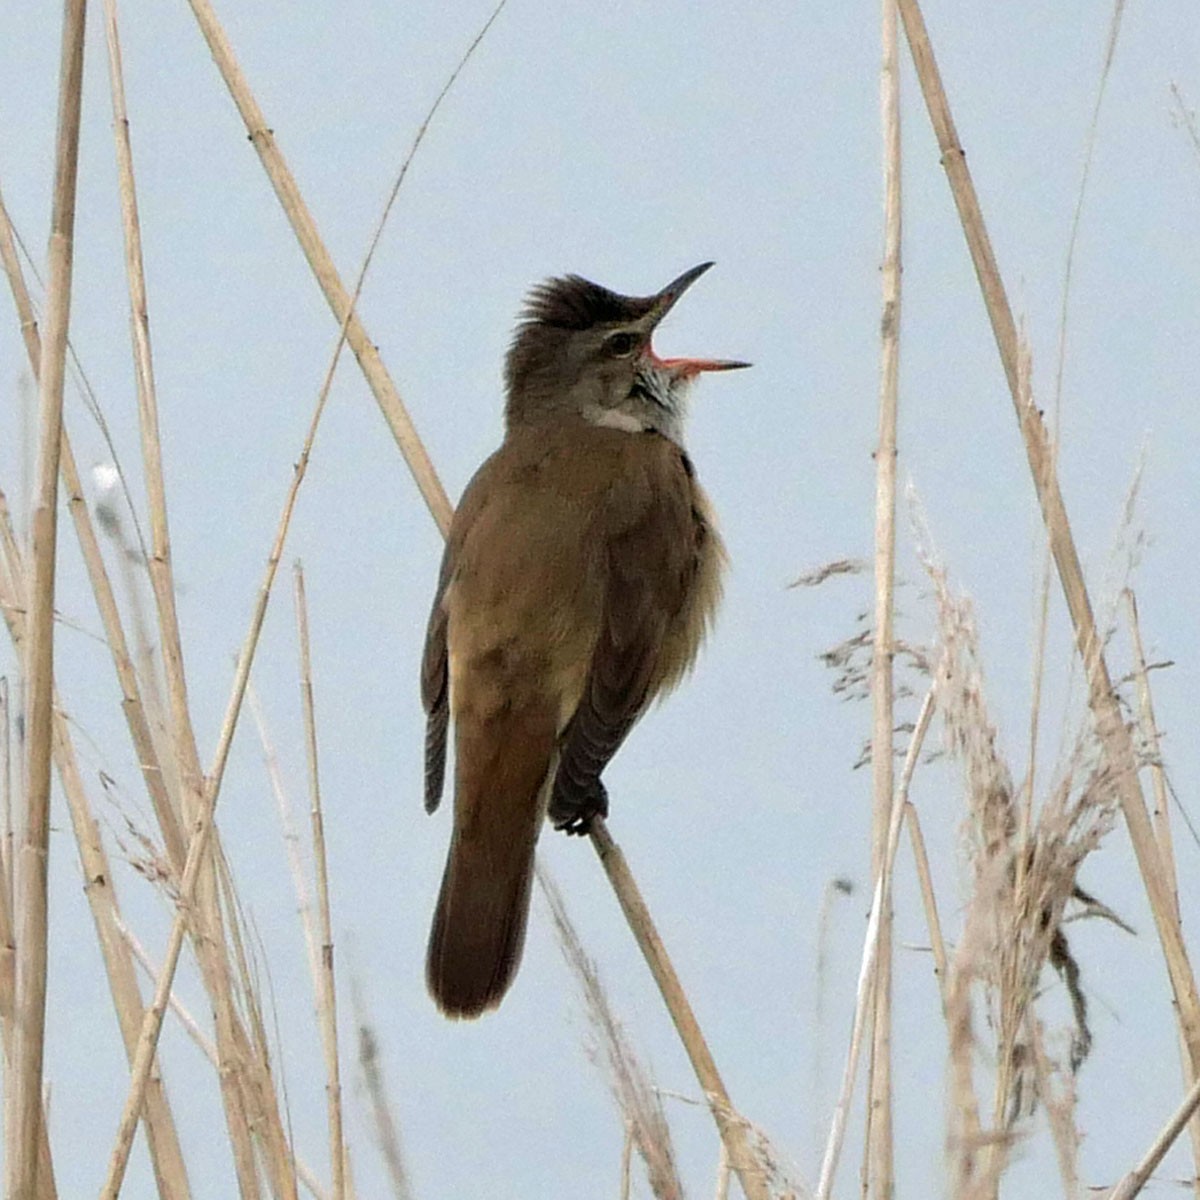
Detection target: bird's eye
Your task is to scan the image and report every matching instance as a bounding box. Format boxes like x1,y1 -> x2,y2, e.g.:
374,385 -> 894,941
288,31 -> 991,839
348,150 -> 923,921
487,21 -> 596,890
604,331 -> 638,358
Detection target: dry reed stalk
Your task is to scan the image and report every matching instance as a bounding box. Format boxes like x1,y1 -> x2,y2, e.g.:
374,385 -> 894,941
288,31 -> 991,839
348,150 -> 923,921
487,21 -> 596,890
894,0 -> 1200,1079
0,190 -> 40,371
118,916 -> 217,1062
101,3 -> 274,1186
539,864 -> 683,1200
2,131 -> 271,1193
0,179 -> 187,876
817,690 -> 935,1200
1125,588 -> 1200,1188
50,707 -> 192,1198
902,803 -> 948,1009
1029,0 -> 1126,910
1,676 -> 11,918
0,714 -> 12,1024
1123,591 -> 1179,907
811,875 -> 853,1164
588,819 -> 773,1200
100,0 -> 203,828
619,1121 -> 634,1199
1051,0 -> 1127,432
97,366 -> 336,1194
0,503 -> 192,1197
120,918 -> 331,1200
213,861 -> 298,1200
1013,336 -> 1044,911
11,4 -> 85,1193
248,683 -> 321,990
0,522 -> 57,1200
294,564 -> 346,1200
179,0 -> 519,536
99,5 -> 510,1185
1108,1073 -> 1200,1200
712,1139 -> 730,1200
866,1 -> 902,1192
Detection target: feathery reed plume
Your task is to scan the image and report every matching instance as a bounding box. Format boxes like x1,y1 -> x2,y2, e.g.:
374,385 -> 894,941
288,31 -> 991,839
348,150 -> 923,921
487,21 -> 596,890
539,864 -> 683,1200
930,564 -> 1118,1194
895,0 -> 1200,1090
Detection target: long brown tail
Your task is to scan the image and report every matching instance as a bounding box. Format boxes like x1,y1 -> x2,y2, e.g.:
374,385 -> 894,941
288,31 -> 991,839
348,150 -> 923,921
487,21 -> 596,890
426,709 -> 553,1018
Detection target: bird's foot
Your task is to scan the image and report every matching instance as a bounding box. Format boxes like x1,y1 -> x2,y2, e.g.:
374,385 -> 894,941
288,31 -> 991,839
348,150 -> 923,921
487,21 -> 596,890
549,779 -> 609,836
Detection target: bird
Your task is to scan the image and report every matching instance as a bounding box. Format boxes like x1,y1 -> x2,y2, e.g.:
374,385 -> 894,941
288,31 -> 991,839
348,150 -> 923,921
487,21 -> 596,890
420,262 -> 748,1018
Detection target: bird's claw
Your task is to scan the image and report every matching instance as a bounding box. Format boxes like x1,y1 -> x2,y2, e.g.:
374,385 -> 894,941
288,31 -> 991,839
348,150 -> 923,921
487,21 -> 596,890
549,779 -> 608,836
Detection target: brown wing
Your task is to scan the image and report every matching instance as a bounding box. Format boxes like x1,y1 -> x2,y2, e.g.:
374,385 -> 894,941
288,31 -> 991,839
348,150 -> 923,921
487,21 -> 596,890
549,450 -> 697,831
420,544 -> 452,814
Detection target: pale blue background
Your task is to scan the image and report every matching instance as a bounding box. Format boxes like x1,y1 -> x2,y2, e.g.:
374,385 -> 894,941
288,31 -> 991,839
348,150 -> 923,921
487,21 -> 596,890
1,2 -> 1199,1196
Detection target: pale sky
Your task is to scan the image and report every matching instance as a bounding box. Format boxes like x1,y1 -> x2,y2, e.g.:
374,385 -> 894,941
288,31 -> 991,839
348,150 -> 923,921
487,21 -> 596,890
2,2 -> 1200,1197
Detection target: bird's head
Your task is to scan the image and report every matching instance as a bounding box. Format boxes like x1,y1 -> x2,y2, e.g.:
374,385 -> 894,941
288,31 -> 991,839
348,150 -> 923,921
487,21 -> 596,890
504,262 -> 749,444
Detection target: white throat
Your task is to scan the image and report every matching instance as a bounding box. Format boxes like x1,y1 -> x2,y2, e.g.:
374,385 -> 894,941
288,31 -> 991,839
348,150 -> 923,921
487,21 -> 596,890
584,406 -> 648,434
583,366 -> 692,446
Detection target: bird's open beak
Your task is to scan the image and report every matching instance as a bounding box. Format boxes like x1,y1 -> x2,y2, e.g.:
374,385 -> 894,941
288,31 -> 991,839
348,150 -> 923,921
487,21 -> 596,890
644,263 -> 752,377
657,355 -> 753,378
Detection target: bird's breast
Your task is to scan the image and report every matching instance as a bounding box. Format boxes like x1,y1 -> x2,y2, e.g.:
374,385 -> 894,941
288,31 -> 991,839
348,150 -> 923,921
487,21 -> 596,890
445,423 -> 723,723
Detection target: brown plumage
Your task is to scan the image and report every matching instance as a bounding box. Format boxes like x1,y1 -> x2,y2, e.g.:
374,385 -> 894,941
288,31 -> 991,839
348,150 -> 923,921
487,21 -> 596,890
421,264 -> 746,1018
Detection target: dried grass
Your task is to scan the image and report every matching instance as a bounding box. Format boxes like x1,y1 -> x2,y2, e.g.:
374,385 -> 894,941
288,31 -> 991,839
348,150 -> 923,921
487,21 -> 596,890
929,563 -> 1118,1194
10,3 -> 86,1192
539,864 -> 684,1200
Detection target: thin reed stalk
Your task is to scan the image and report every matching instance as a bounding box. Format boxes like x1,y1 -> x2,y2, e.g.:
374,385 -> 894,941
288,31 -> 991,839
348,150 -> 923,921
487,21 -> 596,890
539,864 -> 683,1200
118,916 -> 217,1062
0,192 -> 187,871
817,690 -> 935,1200
0,681 -> 11,1017
249,683 -> 321,990
2,142 -> 271,1191
119,917 -> 331,1200
1108,1074 -> 1200,1200
100,5 -> 507,1187
1123,591 -> 1179,905
0,547 -> 55,1200
903,804 -> 948,1009
294,564 -> 346,1200
1,676 -> 11,916
101,0 -> 202,824
11,4 -> 85,1194
866,0 -> 902,1192
894,0 -> 1200,1081
1125,588 -> 1200,1188
588,819 -> 772,1200
101,2 -> 271,1186
712,1139 -> 730,1200
181,0 -> 496,535
0,497 -> 192,1197
97,339 -> 338,1196
214,861 -> 297,1200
